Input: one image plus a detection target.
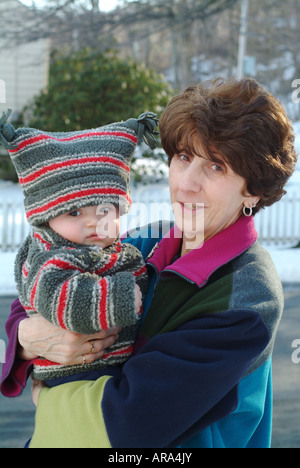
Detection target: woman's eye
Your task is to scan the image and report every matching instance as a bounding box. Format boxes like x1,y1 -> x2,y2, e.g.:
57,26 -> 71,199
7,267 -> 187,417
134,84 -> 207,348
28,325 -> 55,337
177,153 -> 191,162
210,163 -> 225,173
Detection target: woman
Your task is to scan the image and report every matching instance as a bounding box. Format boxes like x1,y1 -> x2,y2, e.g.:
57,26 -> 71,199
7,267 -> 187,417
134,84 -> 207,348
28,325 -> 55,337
1,77 -> 297,448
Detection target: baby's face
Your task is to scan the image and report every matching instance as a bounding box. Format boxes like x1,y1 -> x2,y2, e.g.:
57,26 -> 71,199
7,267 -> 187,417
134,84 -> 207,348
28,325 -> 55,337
49,204 -> 120,248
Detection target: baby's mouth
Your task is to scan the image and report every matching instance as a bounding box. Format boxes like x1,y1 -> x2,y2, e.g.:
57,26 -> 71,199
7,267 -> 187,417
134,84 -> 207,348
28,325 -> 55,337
87,233 -> 106,240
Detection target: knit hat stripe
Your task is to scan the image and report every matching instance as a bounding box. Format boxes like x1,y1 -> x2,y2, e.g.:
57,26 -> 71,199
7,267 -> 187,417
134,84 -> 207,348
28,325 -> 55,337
18,151 -> 130,178
26,179 -> 131,211
9,130 -> 138,155
19,156 -> 130,186
26,187 -> 131,221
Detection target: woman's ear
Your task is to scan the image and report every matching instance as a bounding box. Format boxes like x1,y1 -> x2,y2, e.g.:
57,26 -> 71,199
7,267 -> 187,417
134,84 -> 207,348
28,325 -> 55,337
243,194 -> 260,209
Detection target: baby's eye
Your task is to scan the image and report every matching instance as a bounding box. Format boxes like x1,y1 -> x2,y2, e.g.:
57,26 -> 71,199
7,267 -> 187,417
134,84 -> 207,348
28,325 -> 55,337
68,210 -> 81,217
97,206 -> 113,215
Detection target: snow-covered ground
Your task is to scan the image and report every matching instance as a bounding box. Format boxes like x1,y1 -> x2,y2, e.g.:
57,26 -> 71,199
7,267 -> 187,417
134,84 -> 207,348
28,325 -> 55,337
0,252 -> 18,296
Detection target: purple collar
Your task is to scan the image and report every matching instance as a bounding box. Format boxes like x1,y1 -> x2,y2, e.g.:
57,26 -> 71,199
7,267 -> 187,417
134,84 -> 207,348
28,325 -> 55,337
146,216 -> 258,287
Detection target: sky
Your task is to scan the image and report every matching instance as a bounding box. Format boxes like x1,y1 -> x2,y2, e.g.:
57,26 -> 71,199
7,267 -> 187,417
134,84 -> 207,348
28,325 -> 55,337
20,0 -> 122,12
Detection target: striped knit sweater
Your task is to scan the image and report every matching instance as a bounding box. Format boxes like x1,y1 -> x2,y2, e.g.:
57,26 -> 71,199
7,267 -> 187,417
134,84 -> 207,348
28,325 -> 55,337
14,226 -> 148,381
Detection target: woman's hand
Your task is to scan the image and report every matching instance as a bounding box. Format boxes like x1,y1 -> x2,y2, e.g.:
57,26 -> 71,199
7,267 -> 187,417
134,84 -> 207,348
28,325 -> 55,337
18,314 -> 120,366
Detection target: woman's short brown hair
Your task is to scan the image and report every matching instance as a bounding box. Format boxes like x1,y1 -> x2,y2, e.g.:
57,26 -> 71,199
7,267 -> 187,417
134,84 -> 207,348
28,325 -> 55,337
160,77 -> 298,214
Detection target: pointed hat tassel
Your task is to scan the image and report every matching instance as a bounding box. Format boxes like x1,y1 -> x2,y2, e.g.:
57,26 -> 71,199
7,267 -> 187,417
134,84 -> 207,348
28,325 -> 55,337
126,112 -> 159,150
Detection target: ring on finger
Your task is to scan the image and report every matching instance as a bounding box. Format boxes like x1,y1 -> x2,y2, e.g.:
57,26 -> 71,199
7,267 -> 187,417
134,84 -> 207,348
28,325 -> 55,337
82,355 -> 86,365
90,341 -> 95,354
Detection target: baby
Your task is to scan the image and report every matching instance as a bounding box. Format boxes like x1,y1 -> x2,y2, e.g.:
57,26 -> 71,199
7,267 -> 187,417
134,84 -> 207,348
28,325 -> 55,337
0,110 -> 158,384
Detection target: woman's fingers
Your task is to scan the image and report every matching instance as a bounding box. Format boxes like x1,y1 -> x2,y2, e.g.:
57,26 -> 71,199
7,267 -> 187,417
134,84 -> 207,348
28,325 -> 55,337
18,314 -> 121,367
86,326 -> 121,342
79,332 -> 120,366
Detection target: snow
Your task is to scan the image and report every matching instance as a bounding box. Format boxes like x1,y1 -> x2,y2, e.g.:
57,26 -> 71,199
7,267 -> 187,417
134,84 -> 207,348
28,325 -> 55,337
266,247 -> 300,285
0,252 -> 17,296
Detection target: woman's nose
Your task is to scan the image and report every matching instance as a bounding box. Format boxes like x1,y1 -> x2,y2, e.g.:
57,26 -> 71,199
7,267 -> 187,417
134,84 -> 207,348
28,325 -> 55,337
178,163 -> 203,193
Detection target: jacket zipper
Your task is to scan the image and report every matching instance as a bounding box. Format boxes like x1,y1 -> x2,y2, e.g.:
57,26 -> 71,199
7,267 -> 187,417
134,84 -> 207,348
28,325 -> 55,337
162,268 -> 198,286
147,262 -> 198,288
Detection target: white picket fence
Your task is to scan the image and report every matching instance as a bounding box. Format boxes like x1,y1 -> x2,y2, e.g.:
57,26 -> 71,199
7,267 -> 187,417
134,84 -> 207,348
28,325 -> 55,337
0,199 -> 30,252
0,186 -> 300,252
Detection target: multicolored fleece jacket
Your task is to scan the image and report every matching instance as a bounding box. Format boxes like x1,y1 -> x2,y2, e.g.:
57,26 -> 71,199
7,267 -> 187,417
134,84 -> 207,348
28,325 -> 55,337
14,225 -> 148,381
1,216 -> 283,448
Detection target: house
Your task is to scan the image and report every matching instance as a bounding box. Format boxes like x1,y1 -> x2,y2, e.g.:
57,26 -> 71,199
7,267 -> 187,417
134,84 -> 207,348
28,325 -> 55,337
0,0 -> 50,120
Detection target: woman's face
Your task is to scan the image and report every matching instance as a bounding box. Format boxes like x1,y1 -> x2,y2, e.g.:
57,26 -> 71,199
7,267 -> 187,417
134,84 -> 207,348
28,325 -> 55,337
169,141 -> 259,250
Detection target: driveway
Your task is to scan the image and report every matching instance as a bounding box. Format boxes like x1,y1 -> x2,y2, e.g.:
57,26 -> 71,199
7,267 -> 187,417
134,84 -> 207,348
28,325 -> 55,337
272,286 -> 300,448
0,297 -> 35,448
0,288 -> 299,448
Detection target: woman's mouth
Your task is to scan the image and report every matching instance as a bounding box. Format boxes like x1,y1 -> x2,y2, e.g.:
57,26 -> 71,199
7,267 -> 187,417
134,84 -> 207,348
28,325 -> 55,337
179,202 -> 205,212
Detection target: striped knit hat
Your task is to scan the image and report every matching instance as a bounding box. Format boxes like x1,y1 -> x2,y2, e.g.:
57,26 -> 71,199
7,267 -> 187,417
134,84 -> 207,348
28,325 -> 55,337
0,110 -> 158,226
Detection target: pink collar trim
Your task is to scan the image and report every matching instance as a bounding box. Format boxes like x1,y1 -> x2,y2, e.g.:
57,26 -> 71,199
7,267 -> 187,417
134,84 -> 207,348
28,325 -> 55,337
147,216 -> 258,286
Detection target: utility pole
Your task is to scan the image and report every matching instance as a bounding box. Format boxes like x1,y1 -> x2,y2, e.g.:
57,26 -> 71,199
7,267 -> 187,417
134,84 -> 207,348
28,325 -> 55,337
237,0 -> 249,79
91,0 -> 100,11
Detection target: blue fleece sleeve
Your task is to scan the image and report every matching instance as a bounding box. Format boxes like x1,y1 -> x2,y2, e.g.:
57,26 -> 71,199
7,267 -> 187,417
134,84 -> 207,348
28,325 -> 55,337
102,309 -> 270,448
